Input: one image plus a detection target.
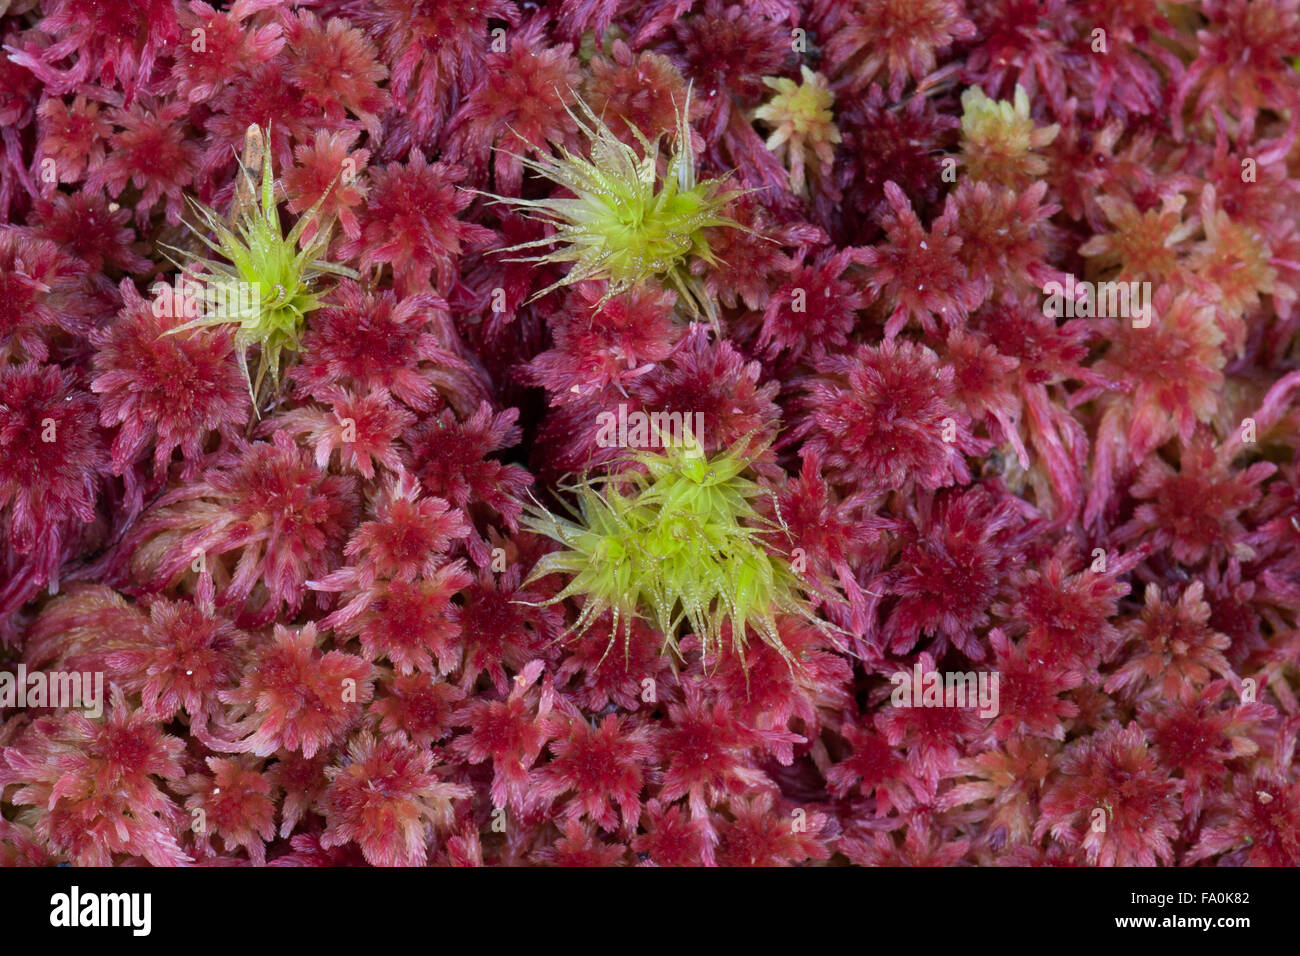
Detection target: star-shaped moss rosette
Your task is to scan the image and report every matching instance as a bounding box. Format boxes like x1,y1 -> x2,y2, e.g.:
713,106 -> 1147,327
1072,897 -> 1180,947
520,434 -> 842,670
752,65 -> 842,197
484,91 -> 748,326
163,125 -> 357,407
959,84 -> 1059,188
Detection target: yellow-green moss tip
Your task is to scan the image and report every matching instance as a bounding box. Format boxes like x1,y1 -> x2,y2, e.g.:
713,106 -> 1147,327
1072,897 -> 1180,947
163,124 -> 356,406
753,65 -> 841,196
487,92 -> 747,326
521,437 -> 838,670
959,84 -> 1060,188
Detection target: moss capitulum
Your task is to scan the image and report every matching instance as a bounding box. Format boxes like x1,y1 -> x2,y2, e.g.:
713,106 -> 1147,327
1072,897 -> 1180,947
163,125 -> 356,407
487,92 -> 747,326
521,435 -> 838,670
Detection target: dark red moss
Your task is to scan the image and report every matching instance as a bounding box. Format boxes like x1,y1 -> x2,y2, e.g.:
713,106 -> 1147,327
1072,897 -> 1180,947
0,0 -> 1297,870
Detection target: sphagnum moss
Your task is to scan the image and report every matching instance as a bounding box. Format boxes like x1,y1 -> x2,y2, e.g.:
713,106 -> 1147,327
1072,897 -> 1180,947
163,125 -> 357,407
484,90 -> 748,326
520,435 -> 842,671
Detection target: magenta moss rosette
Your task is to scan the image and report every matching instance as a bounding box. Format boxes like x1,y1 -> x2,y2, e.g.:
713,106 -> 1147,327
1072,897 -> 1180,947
0,0 -> 1297,870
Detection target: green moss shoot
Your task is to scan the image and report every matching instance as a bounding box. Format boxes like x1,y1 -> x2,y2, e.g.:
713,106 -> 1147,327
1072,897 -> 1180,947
163,125 -> 356,407
486,91 -> 748,326
521,435 -> 840,670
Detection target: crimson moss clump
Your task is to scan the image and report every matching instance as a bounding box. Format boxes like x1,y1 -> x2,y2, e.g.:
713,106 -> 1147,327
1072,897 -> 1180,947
1,0 -> 1299,871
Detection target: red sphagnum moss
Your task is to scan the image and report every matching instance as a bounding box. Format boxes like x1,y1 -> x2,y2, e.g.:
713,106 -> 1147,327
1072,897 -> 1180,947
0,0 -> 1297,870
